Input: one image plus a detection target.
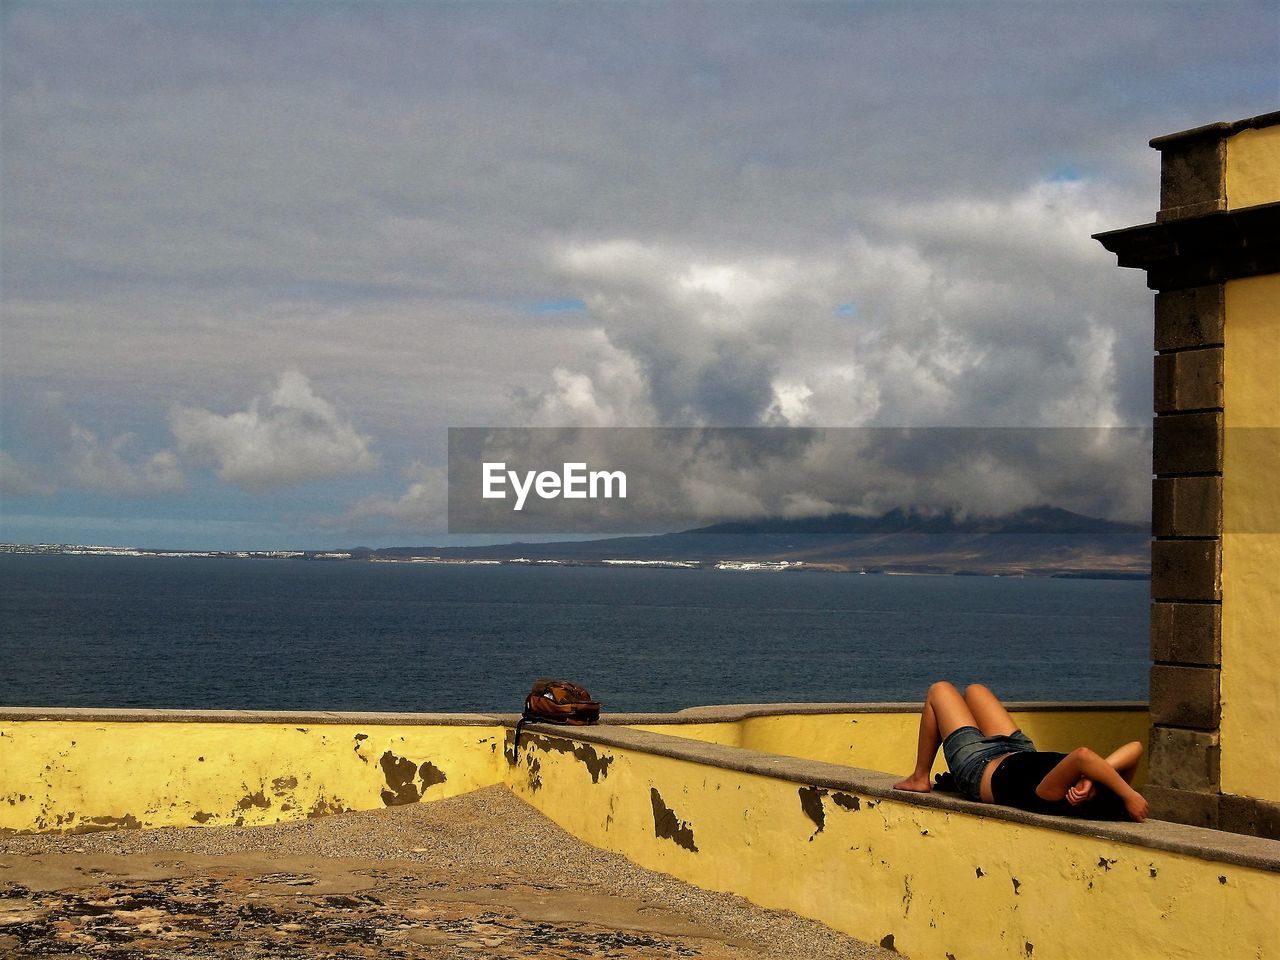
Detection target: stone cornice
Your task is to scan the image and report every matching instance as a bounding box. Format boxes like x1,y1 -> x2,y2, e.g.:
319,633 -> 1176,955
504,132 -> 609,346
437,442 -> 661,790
1094,201 -> 1280,290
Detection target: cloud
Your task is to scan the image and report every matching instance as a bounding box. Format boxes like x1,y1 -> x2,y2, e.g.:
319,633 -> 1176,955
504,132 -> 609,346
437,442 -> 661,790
67,426 -> 185,495
346,463 -> 447,533
526,241 -> 823,426
525,178 -> 1145,436
0,451 -> 53,497
0,394 -> 184,497
520,330 -> 655,427
171,370 -> 378,491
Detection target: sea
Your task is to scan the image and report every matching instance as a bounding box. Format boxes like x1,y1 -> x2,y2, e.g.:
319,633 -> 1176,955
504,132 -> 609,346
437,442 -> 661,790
0,555 -> 1149,713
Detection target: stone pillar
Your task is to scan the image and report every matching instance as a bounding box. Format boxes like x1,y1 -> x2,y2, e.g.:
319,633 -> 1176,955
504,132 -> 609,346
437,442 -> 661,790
1096,111 -> 1280,839
1148,284 -> 1224,828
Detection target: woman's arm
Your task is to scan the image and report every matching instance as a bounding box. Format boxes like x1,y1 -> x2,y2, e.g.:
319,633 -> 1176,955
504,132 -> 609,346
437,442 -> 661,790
1105,740 -> 1143,782
1067,739 -> 1144,803
1036,747 -> 1149,822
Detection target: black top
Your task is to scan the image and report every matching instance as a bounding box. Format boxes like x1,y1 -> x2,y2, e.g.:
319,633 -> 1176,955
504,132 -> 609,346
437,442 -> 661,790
989,750 -> 1073,816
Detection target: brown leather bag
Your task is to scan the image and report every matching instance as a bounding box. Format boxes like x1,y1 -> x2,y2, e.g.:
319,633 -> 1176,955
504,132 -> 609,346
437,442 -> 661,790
522,678 -> 601,725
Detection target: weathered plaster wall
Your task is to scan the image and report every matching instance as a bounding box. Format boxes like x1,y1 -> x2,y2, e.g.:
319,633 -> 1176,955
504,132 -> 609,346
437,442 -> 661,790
1222,273 -> 1280,803
1226,124 -> 1280,209
0,718 -> 507,833
629,707 -> 1148,782
3,708 -> 1277,957
508,727 -> 1279,960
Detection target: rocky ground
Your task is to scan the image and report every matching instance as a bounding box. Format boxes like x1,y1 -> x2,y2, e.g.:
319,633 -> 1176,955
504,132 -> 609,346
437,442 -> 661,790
0,785 -> 892,959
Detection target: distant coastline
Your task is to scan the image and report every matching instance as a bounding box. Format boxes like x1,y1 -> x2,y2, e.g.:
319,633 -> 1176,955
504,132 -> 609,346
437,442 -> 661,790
0,544 -> 1150,582
1,505 -> 1151,580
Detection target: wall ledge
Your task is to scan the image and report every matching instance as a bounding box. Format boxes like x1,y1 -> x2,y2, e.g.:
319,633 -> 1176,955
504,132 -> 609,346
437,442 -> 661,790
509,720 -> 1280,875
0,701 -> 1146,726
0,706 -> 505,725
606,700 -> 1148,725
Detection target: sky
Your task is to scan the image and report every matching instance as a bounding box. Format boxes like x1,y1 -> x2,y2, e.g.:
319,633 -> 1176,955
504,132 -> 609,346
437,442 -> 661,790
2,1 -> 1277,549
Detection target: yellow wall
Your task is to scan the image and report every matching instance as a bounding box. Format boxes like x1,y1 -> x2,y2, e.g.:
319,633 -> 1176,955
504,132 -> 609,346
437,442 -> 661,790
0,720 -> 507,833
1226,125 -> 1280,209
631,708 -> 1148,783
3,711 -> 1274,959
1222,274 -> 1280,801
510,728 -> 1278,960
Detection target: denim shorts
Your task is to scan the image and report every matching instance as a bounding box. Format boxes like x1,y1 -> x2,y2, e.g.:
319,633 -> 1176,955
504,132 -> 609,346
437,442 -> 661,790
942,727 -> 1036,801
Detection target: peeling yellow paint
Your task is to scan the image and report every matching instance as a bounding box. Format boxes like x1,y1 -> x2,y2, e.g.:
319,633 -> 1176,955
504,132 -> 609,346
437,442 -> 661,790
0,722 -> 507,833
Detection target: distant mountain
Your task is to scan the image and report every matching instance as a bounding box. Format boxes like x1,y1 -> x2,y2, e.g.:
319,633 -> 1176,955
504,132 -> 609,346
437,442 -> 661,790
362,505 -> 1150,578
688,505 -> 1145,536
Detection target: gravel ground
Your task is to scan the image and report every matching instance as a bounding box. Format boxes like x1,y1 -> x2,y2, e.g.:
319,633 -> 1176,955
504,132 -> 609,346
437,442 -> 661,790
0,785 -> 893,959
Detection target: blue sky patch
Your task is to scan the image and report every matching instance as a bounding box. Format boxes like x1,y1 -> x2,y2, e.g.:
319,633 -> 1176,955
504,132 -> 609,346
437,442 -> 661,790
527,298 -> 588,314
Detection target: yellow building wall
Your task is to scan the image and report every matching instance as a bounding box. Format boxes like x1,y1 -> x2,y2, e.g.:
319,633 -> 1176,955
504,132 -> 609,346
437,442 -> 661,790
0,720 -> 508,833
1222,274 -> 1280,801
509,729 -> 1278,960
1226,124 -> 1280,209
631,708 -> 1148,783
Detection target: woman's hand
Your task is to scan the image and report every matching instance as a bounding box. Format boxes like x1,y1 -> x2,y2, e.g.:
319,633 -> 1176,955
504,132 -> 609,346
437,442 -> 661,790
1124,791 -> 1149,823
1066,777 -> 1095,806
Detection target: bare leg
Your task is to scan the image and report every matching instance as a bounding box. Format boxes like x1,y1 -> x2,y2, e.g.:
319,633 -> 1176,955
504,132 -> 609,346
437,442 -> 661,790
894,681 -> 978,792
964,683 -> 1019,737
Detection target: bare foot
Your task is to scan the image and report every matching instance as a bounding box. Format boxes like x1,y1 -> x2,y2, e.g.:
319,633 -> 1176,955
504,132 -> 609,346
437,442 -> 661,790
893,774 -> 932,792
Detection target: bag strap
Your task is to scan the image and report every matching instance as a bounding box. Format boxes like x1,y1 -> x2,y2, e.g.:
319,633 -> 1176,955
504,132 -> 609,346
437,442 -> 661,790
513,714 -> 530,755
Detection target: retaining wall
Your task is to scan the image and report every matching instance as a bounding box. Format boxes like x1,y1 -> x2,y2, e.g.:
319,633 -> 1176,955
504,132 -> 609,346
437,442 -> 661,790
3,704 -> 1277,959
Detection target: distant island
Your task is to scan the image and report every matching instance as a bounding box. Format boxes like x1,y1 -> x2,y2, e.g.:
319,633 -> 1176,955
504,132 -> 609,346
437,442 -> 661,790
2,505 -> 1150,579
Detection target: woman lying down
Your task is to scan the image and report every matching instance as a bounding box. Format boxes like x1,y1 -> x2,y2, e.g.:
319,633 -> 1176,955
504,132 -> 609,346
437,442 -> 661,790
893,682 -> 1149,822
